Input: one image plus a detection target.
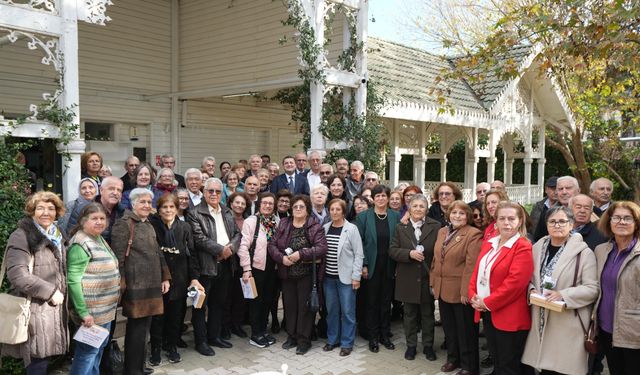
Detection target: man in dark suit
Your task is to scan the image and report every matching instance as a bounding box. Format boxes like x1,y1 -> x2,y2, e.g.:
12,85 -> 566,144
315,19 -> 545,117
590,177 -> 613,217
468,182 -> 490,210
294,151 -> 309,175
570,194 -> 609,250
270,155 -> 310,195
161,154 -> 186,188
120,155 -> 140,192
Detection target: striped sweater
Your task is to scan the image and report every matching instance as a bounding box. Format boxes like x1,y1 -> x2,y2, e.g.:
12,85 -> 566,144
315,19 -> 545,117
67,231 -> 121,325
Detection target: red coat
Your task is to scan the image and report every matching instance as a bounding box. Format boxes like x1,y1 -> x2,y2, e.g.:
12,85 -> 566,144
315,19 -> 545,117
468,236 -> 533,331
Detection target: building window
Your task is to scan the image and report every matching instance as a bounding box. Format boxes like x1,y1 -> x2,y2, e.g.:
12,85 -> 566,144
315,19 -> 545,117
84,122 -> 113,141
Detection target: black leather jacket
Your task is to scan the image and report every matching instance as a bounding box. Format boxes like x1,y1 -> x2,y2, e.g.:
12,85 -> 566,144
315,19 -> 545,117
186,200 -> 240,277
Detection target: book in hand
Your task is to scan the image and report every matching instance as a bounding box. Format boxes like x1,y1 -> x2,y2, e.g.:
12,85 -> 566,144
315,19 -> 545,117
240,277 -> 258,299
186,286 -> 206,308
74,324 -> 110,348
530,292 -> 566,312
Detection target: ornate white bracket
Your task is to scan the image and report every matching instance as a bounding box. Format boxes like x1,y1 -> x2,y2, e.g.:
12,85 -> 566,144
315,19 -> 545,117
0,0 -> 57,14
77,0 -> 113,26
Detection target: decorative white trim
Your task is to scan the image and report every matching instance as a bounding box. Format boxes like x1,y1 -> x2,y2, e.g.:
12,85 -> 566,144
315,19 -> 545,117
0,0 -> 57,14
77,0 -> 113,26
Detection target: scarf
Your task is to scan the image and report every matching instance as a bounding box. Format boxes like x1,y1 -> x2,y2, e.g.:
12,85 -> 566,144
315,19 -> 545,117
258,214 -> 277,240
537,236 -> 567,336
157,218 -> 178,248
34,218 -> 63,256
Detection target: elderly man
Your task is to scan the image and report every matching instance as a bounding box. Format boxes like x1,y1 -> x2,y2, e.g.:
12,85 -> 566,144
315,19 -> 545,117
270,155 -> 310,195
201,156 -> 216,177
533,175 -> 581,241
570,194 -> 608,250
319,163 -> 334,184
346,160 -> 365,199
161,153 -> 185,188
335,158 -> 349,179
187,178 -> 241,356
364,171 -> 380,190
306,151 -> 323,189
294,151 -> 309,175
468,182 -> 490,210
490,180 -> 505,191
185,168 -> 204,208
267,162 -> 280,181
529,177 -> 558,235
95,176 -> 125,244
243,176 -> 261,216
120,155 -> 140,192
590,177 -> 613,216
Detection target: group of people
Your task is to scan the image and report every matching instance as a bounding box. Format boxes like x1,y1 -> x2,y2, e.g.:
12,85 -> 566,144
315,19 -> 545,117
1,149 -> 638,375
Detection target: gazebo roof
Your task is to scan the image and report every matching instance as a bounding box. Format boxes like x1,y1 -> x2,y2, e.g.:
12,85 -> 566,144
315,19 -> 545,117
368,38 -> 532,114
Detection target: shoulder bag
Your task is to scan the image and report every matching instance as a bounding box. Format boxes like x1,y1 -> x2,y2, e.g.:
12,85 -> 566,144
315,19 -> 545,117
572,251 -> 598,354
0,253 -> 34,344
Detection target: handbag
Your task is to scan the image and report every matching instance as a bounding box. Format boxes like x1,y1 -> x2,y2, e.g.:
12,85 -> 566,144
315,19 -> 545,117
0,253 -> 34,345
100,339 -> 124,375
308,251 -> 320,314
571,252 -> 598,354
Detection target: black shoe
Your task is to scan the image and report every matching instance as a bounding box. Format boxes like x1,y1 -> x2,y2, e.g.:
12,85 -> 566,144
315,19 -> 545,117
424,346 -> 437,361
220,326 -> 231,340
166,348 -> 181,363
176,338 -> 188,348
263,334 -> 276,345
144,367 -> 154,375
369,339 -> 379,353
323,343 -> 339,351
208,337 -> 233,349
149,346 -> 161,366
181,323 -> 188,333
230,324 -> 248,338
271,320 -> 281,334
404,346 -> 416,360
380,336 -> 395,350
282,338 -> 297,350
296,344 -> 310,355
481,354 -> 493,368
249,335 -> 269,348
195,342 -> 215,356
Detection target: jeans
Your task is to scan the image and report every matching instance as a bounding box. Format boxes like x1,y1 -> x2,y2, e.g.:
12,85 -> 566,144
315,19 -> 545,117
323,276 -> 357,348
70,322 -> 111,375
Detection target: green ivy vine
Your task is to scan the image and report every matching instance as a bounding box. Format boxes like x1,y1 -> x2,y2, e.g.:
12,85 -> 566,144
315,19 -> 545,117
275,0 -> 387,174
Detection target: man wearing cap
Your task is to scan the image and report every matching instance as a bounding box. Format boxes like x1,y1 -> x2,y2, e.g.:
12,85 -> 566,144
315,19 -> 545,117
529,176 -> 558,237
533,175 -> 581,241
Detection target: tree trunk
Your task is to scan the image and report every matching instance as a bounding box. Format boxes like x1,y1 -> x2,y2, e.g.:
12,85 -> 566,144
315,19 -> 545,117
570,127 -> 591,193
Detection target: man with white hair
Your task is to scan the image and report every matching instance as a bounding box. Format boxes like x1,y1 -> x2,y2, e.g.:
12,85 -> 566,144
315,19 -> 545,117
96,176 -> 125,244
201,156 -> 216,177
570,194 -> 608,250
120,155 -> 140,192
490,180 -> 505,191
306,151 -> 324,189
346,160 -> 365,199
319,163 -> 334,184
246,154 -> 263,179
187,177 -> 241,356
533,175 -> 581,241
294,151 -> 309,175
185,168 -> 204,209
590,177 -> 614,216
468,182 -> 490,210
161,153 -> 185,188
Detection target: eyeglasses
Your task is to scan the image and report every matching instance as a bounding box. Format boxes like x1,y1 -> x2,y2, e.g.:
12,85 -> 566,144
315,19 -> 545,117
438,192 -> 453,197
177,197 -> 190,201
292,204 -> 306,210
366,178 -> 377,182
260,201 -> 274,206
548,219 -> 570,227
295,159 -> 306,162
320,171 -> 332,175
476,189 -> 488,194
206,189 -> 222,195
473,213 -> 482,219
611,215 -> 634,224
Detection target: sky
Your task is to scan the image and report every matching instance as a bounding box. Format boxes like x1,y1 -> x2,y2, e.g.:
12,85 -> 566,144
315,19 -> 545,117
367,0 -> 431,50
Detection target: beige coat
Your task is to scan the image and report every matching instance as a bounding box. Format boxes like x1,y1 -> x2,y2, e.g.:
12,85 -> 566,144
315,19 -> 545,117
522,233 -> 599,375
594,239 -> 640,349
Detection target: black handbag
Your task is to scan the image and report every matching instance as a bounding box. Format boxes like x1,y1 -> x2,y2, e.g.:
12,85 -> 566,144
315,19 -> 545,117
100,339 -> 123,375
308,251 -> 320,313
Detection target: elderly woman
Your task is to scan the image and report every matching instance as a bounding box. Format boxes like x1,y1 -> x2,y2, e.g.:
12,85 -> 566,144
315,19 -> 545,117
389,191 -> 403,212
67,203 -> 120,375
428,182 -> 463,227
276,189 -> 292,219
228,192 -> 248,230
594,201 -> 640,375
239,193 -> 279,348
431,201 -> 483,373
2,191 -> 68,374
469,201 -> 533,375
155,167 -> 177,196
400,185 -> 422,220
98,165 -> 112,178
256,168 -> 271,193
121,163 -> 162,210
81,151 -> 103,185
111,188 -> 171,375
521,206 -> 599,375
348,194 -> 372,222
482,189 -> 510,241
58,177 -> 99,235
389,194 -> 441,361
174,188 -> 190,221
222,171 -> 244,205
268,195 -> 327,355
149,194 -> 200,365
310,184 -> 330,225
356,184 -> 401,353
322,199 -> 364,356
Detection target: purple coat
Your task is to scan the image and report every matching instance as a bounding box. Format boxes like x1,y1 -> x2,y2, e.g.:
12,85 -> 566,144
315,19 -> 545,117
268,216 -> 327,280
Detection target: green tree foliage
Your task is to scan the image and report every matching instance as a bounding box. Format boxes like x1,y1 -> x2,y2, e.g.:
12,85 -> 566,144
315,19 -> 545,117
435,0 -> 640,197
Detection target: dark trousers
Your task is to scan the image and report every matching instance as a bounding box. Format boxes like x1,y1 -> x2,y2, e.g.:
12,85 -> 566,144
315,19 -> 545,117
365,258 -> 393,340
281,275 -> 314,347
124,316 -> 152,375
150,294 -> 185,349
483,312 -> 528,375
25,357 -> 48,375
192,263 -> 231,344
600,330 -> 640,375
223,263 -> 247,329
269,277 -> 282,325
403,278 -> 435,348
356,278 -> 368,336
440,299 -> 479,372
249,264 -> 276,337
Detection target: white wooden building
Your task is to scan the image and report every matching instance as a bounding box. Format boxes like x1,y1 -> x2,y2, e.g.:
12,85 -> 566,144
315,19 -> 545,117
0,0 -> 572,203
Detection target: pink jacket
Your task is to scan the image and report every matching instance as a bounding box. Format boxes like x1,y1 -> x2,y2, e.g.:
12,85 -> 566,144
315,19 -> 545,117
238,216 -> 270,271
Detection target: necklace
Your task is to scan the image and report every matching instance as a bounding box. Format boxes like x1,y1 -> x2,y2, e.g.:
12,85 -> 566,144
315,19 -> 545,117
375,211 -> 387,220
